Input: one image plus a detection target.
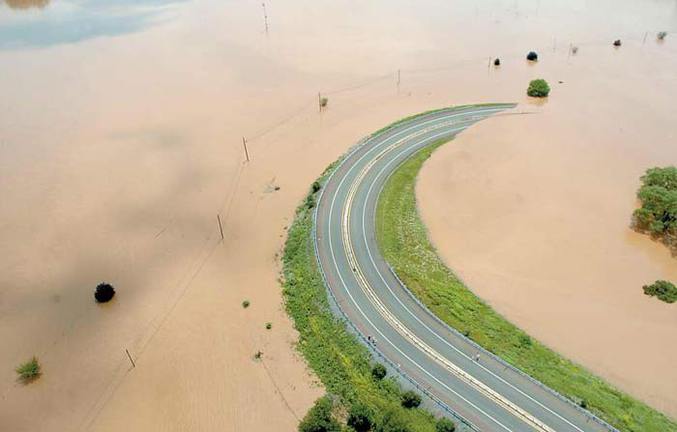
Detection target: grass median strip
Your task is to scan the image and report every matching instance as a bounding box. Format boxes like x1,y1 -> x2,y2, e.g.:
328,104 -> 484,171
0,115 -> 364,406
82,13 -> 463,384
282,160 -> 443,432
375,141 -> 677,432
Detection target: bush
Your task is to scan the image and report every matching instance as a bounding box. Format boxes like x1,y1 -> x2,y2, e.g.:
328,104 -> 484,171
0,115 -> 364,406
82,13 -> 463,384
16,357 -> 41,382
94,282 -> 115,303
305,194 -> 316,209
299,396 -> 342,432
242,300 -> 250,308
347,403 -> 374,432
375,409 -> 410,432
320,97 -> 329,108
371,363 -> 387,380
265,322 -> 272,330
400,390 -> 421,408
613,39 -> 622,47
312,181 -> 322,193
527,79 -> 550,97
580,399 -> 588,409
493,58 -> 500,66
642,280 -> 677,304
435,418 -> 456,432
526,51 -> 538,61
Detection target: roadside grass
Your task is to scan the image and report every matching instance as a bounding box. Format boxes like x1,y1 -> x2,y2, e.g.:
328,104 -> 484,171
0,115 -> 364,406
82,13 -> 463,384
282,161 -> 440,432
375,141 -> 677,432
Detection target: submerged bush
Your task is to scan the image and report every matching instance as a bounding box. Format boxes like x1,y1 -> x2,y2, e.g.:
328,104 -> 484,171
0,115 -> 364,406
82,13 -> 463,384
613,39 -> 622,47
298,396 -> 341,432
400,390 -> 422,408
642,280 -> 677,304
657,31 -> 668,40
493,58 -> 501,66
94,282 -> 115,303
16,357 -> 41,383
526,51 -> 538,61
527,79 -> 550,97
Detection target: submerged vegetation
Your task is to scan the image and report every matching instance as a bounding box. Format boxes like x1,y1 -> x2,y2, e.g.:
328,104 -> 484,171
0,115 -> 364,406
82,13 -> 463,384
376,142 -> 677,432
94,282 -> 115,303
527,79 -> 550,97
643,280 -> 677,304
282,159 -> 450,432
633,166 -> 677,251
16,357 -> 41,383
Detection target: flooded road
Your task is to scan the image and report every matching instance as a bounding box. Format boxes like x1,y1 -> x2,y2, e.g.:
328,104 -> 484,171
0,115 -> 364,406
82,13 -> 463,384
1,0 -> 675,430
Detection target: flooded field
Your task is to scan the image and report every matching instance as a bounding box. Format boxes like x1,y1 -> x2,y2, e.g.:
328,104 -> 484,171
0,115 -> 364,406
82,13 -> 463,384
1,0 -> 675,430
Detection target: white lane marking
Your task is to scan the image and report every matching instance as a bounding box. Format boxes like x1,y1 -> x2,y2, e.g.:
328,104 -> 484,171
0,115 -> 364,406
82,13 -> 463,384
342,128 -> 554,432
323,109 -> 519,432
359,137 -> 586,432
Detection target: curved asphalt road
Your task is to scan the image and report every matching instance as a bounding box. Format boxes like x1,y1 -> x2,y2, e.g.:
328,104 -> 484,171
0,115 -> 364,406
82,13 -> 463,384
314,105 -> 616,432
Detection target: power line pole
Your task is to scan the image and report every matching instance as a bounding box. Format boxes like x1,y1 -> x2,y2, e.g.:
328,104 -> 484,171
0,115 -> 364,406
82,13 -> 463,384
125,349 -> 136,368
242,136 -> 250,162
217,214 -> 225,240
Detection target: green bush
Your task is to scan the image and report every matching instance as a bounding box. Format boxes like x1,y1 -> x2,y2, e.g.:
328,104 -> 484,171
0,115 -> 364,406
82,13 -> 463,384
299,396 -> 342,432
312,181 -> 322,193
401,390 -> 422,408
371,363 -> 387,380
16,357 -> 41,383
348,403 -> 375,432
642,280 -> 677,304
435,418 -> 455,432
634,167 -> 677,249
375,409 -> 411,432
527,79 -> 550,97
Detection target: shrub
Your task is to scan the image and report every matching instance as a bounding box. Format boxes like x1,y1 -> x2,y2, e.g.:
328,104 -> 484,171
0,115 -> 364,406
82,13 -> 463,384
580,399 -> 588,409
312,181 -> 322,193
94,282 -> 115,303
16,357 -> 41,383
347,403 -> 374,432
242,300 -> 250,308
265,322 -> 272,330
527,79 -> 550,97
526,51 -> 538,61
613,39 -> 622,47
518,334 -> 532,348
371,363 -> 387,380
320,97 -> 329,108
305,194 -> 316,209
375,408 -> 411,432
400,390 -> 421,408
298,396 -> 342,432
493,58 -> 500,66
435,418 -> 456,432
642,280 -> 677,304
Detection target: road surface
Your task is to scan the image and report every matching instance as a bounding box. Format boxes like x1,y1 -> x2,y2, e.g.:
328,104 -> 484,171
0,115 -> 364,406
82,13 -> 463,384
313,105 -> 616,432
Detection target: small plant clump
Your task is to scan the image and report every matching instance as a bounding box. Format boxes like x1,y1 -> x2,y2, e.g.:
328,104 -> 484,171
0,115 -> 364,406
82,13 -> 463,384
493,58 -> 501,66
371,363 -> 387,380
436,417 -> 456,432
94,282 -> 115,303
16,357 -> 41,383
657,31 -> 668,41
527,79 -> 550,97
613,39 -> 622,47
400,390 -> 422,408
526,51 -> 538,61
265,322 -> 272,330
643,280 -> 677,304
242,300 -> 250,308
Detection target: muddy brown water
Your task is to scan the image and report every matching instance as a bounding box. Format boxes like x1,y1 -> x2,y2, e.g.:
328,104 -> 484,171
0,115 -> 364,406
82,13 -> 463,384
1,0 -> 676,430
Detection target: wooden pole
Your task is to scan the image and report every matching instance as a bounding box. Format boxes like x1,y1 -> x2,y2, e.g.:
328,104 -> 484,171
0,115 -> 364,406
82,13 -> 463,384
318,92 -> 322,112
217,214 -> 225,240
125,349 -> 136,368
242,136 -> 250,162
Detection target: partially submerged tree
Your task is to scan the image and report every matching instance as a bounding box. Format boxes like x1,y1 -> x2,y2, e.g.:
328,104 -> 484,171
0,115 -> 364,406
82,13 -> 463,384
493,58 -> 501,66
526,51 -> 538,61
527,79 -> 550,97
94,282 -> 115,303
633,166 -> 677,250
642,280 -> 677,304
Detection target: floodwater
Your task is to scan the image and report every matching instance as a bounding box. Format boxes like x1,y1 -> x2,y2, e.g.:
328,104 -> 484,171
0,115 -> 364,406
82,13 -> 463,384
0,0 -> 675,430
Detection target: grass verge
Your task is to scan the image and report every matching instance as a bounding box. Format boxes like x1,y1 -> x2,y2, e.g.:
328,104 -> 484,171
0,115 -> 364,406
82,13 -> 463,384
282,161 -> 441,432
375,141 -> 677,432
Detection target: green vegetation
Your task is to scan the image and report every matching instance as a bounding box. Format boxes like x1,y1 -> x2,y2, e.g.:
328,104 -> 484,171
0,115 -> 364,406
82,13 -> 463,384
527,79 -> 550,97
435,418 -> 456,432
266,322 -> 273,329
242,300 -> 250,308
299,396 -> 342,432
283,160 -> 452,432
401,391 -> 422,409
375,141 -> 677,432
16,356 -> 41,383
643,280 -> 677,304
634,166 -> 677,251
348,403 -> 375,432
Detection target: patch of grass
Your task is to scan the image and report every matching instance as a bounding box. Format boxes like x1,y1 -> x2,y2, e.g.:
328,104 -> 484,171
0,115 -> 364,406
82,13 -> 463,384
376,142 -> 677,432
643,280 -> 677,304
16,356 -> 41,383
282,161 -> 442,432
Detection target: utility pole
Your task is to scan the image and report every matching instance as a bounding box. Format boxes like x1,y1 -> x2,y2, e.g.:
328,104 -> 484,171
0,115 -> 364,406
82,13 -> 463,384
242,136 -> 250,162
318,92 -> 322,112
125,349 -> 136,368
217,214 -> 225,240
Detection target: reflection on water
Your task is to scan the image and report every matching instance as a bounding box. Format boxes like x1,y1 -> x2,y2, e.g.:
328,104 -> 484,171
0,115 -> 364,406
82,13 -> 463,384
4,0 -> 50,10
0,0 -> 184,49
